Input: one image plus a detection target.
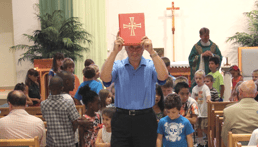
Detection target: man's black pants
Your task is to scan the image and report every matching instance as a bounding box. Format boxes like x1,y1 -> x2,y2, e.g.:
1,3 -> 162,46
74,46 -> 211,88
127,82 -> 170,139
111,108 -> 157,147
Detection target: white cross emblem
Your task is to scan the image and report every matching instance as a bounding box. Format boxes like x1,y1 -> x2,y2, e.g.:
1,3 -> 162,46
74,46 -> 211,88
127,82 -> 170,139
123,17 -> 141,36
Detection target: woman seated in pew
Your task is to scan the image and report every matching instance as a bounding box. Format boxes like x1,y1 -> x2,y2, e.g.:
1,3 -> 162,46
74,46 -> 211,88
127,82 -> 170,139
248,128 -> 258,146
25,68 -> 41,106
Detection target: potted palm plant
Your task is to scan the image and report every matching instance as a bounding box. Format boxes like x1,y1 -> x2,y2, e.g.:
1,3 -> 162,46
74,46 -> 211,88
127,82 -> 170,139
227,7 -> 258,46
10,10 -> 92,63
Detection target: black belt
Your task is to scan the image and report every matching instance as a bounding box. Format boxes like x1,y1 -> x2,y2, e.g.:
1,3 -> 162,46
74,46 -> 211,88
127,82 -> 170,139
116,107 -> 153,116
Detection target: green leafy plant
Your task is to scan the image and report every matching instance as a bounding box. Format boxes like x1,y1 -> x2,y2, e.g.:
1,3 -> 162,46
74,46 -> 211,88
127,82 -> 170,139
227,4 -> 258,46
10,10 -> 92,63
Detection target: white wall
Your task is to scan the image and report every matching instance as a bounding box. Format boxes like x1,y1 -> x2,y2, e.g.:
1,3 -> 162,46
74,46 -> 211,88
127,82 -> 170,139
12,0 -> 40,83
106,0 -> 256,65
0,0 -> 16,87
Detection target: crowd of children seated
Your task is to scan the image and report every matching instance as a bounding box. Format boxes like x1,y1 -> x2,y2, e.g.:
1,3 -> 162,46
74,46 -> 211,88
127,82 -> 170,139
2,52 -> 258,147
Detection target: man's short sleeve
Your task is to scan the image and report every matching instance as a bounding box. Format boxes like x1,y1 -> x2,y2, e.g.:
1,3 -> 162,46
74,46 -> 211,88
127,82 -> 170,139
103,62 -> 118,87
67,102 -> 80,122
157,118 -> 165,135
185,119 -> 194,135
152,65 -> 166,85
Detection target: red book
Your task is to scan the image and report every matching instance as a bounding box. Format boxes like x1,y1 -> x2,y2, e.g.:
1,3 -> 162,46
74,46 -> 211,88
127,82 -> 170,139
119,13 -> 145,46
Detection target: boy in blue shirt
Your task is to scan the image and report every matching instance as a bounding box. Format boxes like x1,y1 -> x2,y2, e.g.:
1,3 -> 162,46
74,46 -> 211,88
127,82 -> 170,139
157,93 -> 194,147
74,66 -> 103,105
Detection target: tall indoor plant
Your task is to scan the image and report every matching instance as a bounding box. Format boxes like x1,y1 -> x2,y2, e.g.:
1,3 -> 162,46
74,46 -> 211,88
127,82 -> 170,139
227,3 -> 258,46
10,10 -> 92,63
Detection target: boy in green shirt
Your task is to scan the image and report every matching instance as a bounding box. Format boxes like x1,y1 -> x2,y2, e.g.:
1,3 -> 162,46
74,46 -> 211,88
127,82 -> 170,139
208,57 -> 224,100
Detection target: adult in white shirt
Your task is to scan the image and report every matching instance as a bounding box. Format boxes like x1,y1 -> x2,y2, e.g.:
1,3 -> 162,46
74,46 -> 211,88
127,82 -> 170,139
0,90 -> 46,147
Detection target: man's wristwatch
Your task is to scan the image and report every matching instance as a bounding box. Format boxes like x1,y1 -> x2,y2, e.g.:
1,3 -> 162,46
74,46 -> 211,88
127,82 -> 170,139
150,51 -> 158,58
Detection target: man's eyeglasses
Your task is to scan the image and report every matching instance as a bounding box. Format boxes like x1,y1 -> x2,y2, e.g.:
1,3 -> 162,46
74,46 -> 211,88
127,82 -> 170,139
128,45 -> 142,51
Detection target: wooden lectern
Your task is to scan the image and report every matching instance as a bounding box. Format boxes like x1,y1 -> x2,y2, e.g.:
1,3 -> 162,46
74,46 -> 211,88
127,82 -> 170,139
34,59 -> 53,100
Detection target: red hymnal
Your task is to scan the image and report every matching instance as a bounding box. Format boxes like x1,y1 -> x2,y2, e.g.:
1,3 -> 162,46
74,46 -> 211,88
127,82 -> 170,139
119,13 -> 145,46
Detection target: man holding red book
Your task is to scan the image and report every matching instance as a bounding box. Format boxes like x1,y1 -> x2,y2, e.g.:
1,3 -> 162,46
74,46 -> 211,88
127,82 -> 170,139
101,31 -> 168,146
100,13 -> 168,146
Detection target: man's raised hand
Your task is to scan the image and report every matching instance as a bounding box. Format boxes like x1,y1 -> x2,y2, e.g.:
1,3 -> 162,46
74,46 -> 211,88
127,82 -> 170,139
113,32 -> 124,53
141,36 -> 153,53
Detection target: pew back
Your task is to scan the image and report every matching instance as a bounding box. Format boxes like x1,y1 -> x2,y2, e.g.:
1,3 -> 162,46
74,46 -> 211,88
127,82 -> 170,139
228,131 -> 251,147
0,136 -> 39,147
208,101 -> 236,147
0,105 -> 85,117
215,115 -> 226,147
0,105 -> 85,129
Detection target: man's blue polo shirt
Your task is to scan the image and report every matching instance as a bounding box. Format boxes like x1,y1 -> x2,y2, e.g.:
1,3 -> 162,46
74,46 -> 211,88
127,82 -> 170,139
103,57 -> 166,110
74,80 -> 103,101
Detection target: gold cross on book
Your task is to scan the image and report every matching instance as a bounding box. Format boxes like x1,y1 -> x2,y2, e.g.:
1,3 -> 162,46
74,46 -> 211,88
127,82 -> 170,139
123,17 -> 141,36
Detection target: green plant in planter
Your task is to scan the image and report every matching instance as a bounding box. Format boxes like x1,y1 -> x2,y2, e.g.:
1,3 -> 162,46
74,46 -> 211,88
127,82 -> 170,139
10,10 -> 92,63
227,5 -> 258,46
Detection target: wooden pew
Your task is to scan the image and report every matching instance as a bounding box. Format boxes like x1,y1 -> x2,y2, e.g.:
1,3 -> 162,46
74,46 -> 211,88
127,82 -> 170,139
228,131 -> 251,147
0,136 -> 39,147
210,111 -> 223,147
215,115 -> 226,147
0,105 -> 85,117
208,101 -> 236,147
209,129 -> 215,147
